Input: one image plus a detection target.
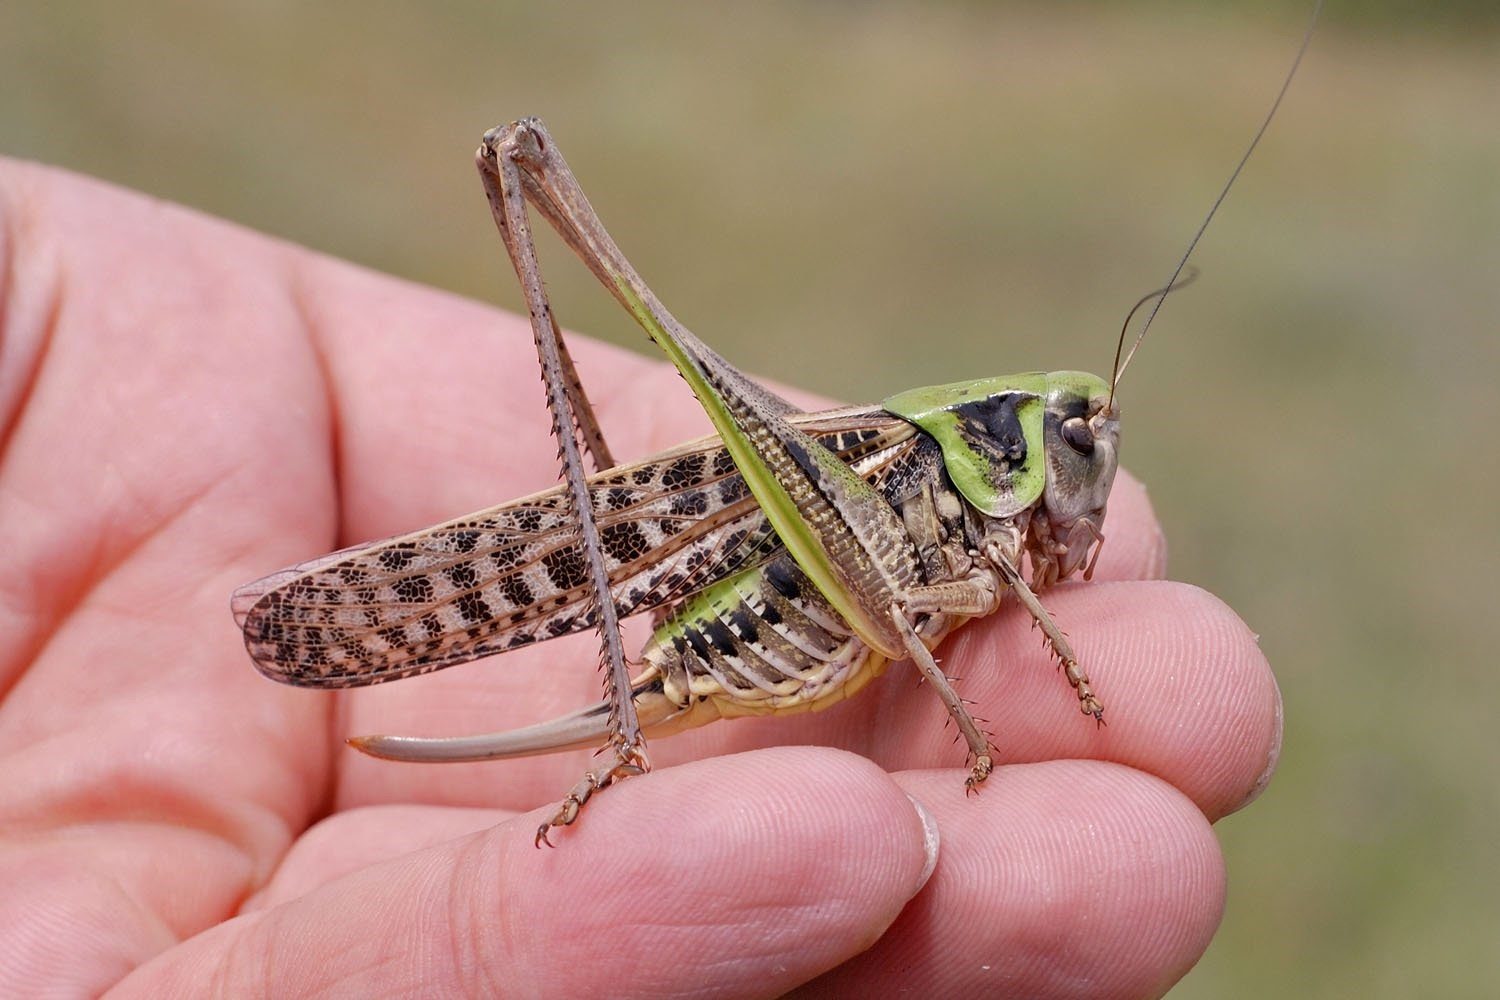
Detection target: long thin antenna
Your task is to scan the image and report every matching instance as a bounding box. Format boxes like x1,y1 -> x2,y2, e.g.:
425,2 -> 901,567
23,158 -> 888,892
1108,0 -> 1322,407
1107,267 -> 1199,411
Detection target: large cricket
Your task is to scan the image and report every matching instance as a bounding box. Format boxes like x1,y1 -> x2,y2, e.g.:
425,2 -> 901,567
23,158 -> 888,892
232,16 -> 1313,847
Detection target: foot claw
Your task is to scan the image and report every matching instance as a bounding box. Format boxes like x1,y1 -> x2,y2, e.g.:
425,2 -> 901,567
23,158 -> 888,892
964,754 -> 994,795
532,741 -> 649,848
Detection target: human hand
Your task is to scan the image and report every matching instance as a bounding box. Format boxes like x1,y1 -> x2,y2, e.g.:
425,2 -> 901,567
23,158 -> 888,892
0,160 -> 1279,998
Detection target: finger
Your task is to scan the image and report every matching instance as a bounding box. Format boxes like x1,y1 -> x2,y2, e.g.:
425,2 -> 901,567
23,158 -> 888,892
247,804 -> 514,909
1089,468 -> 1167,582
801,762 -> 1225,999
645,579 -> 1276,823
855,580 -> 1278,821
987,583 -> 1279,818
334,548 -> 1263,821
117,749 -> 935,998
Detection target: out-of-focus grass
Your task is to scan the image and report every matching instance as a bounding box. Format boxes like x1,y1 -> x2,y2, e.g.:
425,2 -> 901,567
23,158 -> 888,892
3,3 -> 1496,996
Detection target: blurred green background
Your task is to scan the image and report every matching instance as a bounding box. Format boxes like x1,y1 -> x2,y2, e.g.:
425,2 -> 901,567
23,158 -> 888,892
4,2 -> 1496,995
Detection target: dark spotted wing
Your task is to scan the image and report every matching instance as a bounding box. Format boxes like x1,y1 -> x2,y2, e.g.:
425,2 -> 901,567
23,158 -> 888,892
234,406 -> 925,688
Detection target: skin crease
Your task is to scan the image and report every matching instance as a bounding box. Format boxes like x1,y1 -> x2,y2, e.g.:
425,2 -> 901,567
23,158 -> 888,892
0,159 -> 1281,999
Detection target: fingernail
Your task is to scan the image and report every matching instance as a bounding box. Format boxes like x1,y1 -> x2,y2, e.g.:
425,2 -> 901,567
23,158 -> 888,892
906,793 -> 941,892
1239,677 -> 1284,811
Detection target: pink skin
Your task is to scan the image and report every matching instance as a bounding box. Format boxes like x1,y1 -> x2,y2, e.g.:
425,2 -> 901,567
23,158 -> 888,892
0,160 -> 1280,999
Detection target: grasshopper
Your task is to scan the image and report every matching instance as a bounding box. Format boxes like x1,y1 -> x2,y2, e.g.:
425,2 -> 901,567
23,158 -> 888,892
232,13 -> 1314,846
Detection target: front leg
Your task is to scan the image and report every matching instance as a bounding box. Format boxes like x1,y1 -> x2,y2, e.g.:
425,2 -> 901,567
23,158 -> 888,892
987,542 -> 1105,723
893,541 -> 1105,792
913,539 -> 1105,723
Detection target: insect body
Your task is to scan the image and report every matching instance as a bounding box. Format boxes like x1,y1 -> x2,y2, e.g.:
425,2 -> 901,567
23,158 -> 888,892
235,370 -> 1115,754
234,21 -> 1313,840
231,121 -> 1116,844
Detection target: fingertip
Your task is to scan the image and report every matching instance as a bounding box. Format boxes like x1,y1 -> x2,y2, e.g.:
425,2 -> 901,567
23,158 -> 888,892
1097,581 -> 1282,821
820,761 -> 1227,999
944,579 -> 1281,823
1093,468 -> 1168,582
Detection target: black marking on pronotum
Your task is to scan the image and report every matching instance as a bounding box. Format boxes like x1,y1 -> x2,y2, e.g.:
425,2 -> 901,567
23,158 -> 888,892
953,395 -> 1028,462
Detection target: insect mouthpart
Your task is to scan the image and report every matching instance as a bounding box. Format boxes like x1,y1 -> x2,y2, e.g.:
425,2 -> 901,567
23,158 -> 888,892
1023,502 -> 1108,591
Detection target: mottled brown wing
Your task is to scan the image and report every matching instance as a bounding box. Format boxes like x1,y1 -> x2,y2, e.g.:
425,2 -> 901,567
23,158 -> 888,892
234,406 -> 922,688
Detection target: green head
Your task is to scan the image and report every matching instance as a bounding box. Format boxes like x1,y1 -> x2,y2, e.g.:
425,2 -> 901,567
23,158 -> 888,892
883,370 -> 1119,581
1038,370 -> 1119,531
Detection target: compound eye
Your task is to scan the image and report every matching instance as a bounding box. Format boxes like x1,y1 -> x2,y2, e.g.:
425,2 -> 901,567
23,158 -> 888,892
1061,416 -> 1094,455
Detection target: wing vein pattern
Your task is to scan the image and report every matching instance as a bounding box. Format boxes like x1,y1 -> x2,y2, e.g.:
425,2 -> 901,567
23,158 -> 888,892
235,407 -> 925,688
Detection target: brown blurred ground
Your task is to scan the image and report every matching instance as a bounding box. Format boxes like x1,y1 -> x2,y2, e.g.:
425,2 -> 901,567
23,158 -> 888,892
3,3 -> 1496,996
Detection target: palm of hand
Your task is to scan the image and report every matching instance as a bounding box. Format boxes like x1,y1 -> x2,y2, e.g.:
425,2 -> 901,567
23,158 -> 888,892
0,162 -> 1278,998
